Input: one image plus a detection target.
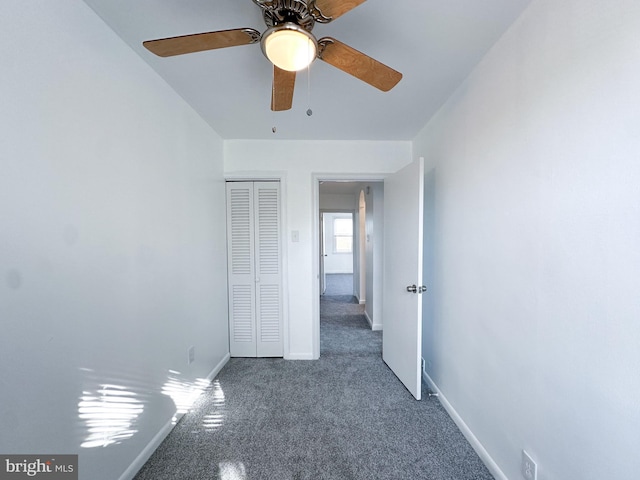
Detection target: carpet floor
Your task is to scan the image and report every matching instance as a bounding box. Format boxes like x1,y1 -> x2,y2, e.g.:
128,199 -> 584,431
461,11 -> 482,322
323,274 -> 353,296
133,295 -> 493,480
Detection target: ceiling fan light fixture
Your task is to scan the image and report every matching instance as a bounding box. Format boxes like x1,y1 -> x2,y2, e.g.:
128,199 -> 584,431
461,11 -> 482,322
261,23 -> 317,72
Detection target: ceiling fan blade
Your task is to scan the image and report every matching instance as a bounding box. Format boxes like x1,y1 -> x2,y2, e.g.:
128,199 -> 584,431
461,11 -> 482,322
271,66 -> 296,111
314,0 -> 367,21
317,37 -> 402,92
143,28 -> 261,57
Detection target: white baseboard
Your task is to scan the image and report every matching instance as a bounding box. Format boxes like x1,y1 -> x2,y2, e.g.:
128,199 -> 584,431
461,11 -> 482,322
422,370 -> 507,480
286,352 -> 315,360
118,416 -> 175,480
364,310 -> 382,331
206,353 -> 231,382
119,353 -> 230,480
364,310 -> 372,328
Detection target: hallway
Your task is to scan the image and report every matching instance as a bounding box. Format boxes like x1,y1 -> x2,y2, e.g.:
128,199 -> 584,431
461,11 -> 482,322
323,273 -> 354,296
134,296 -> 492,479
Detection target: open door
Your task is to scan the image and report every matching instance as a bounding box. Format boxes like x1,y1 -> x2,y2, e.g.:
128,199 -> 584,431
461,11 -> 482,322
382,158 -> 424,400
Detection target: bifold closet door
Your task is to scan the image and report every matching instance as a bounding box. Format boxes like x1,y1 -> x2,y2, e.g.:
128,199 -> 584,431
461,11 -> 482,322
226,181 -> 283,357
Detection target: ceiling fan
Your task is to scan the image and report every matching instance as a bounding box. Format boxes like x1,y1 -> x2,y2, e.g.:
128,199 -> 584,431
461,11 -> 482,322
143,0 -> 402,111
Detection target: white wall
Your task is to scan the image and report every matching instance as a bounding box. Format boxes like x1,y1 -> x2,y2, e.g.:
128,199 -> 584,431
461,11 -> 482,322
365,183 -> 384,330
224,140 -> 411,358
415,1 -> 640,479
0,3 -> 228,479
319,193 -> 357,211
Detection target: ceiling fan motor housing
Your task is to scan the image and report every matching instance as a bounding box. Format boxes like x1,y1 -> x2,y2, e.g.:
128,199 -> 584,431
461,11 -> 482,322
260,0 -> 316,31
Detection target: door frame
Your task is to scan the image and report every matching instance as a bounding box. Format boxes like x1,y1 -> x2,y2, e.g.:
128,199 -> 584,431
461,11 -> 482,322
225,172 -> 290,359
311,173 -> 386,359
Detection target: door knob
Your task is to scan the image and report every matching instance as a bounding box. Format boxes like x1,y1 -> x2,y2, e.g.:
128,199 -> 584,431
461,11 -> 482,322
418,286 -> 427,293
406,285 -> 417,293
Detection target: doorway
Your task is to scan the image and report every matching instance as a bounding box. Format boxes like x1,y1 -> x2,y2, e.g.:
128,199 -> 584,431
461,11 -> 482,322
321,211 -> 355,296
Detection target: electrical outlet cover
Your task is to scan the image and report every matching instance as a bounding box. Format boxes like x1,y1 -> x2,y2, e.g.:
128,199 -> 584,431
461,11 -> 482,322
522,450 -> 537,480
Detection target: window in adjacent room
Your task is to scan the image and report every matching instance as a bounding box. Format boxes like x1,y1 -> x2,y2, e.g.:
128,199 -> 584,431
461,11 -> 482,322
333,217 -> 353,253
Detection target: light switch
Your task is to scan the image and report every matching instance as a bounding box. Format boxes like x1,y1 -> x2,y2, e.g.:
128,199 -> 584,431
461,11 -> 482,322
291,230 -> 300,242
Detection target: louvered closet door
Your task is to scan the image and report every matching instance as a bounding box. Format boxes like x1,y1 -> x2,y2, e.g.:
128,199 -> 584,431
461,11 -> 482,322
226,181 -> 283,357
226,182 -> 257,357
254,182 -> 282,357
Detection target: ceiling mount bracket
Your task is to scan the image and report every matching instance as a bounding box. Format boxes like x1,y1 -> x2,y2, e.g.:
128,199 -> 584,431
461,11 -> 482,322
316,37 -> 335,58
241,28 -> 262,43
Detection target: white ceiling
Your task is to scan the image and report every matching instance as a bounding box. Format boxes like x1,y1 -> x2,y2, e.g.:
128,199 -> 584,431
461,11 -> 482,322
84,0 -> 531,141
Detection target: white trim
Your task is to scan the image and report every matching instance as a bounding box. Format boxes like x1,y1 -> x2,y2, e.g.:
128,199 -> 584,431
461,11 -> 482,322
225,172 -> 284,182
118,416 -> 175,480
354,292 -> 366,305
118,354 -> 230,480
364,310 -> 373,328
287,352 -> 315,360
364,309 -> 382,331
312,179 -> 321,359
422,370 -> 508,480
206,353 -> 231,382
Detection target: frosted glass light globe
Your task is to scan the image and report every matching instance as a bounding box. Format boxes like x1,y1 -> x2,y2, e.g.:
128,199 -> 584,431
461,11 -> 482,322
262,24 -> 317,72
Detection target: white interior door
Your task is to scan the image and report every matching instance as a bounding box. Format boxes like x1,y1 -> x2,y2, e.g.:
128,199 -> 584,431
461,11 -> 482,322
382,158 -> 424,400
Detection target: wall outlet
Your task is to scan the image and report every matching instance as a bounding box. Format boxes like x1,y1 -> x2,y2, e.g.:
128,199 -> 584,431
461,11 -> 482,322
188,346 -> 195,365
522,450 -> 537,480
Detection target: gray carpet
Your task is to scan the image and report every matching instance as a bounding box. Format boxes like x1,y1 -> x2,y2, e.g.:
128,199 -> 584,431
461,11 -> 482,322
134,296 -> 493,480
323,273 -> 353,296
